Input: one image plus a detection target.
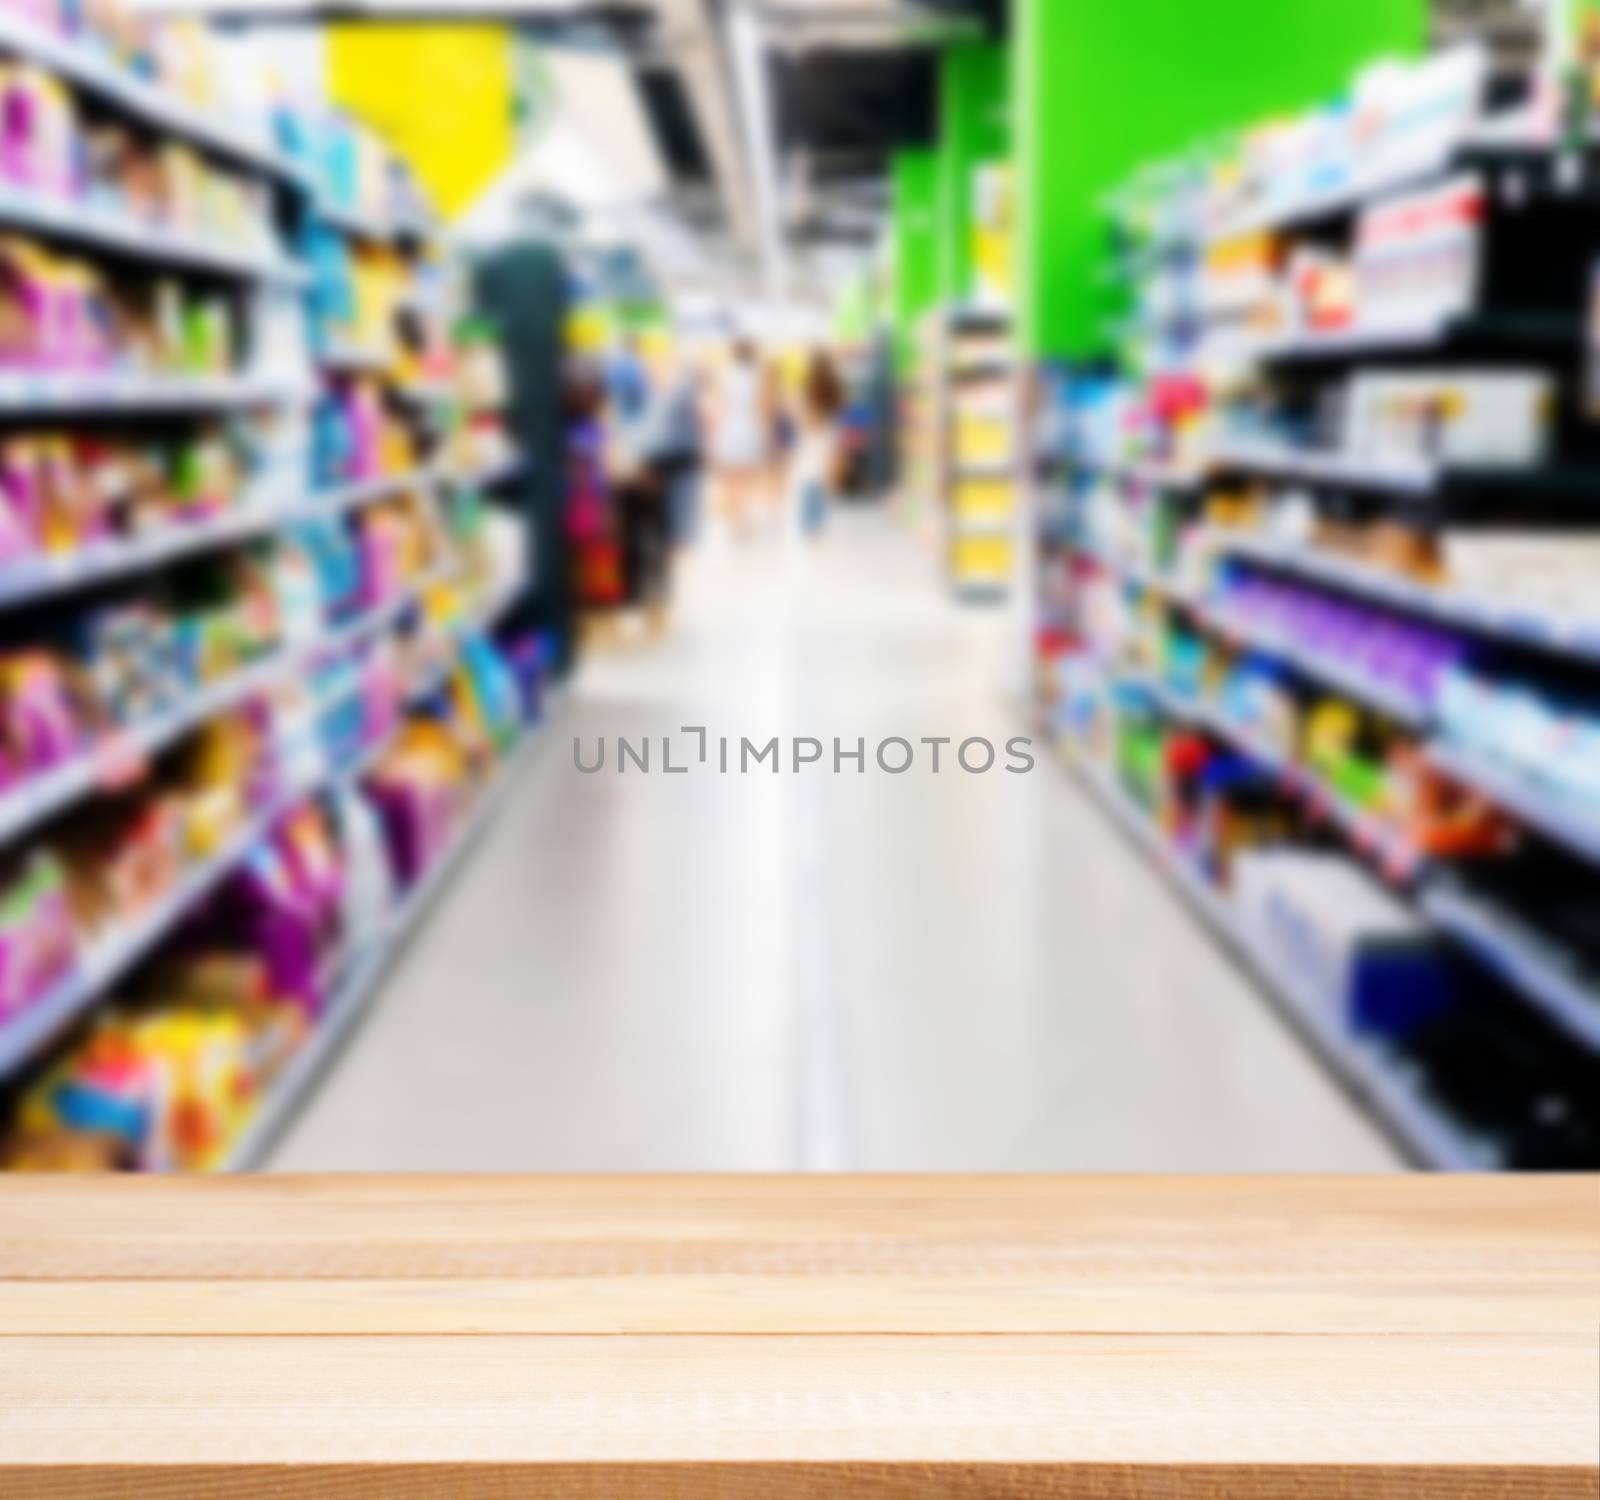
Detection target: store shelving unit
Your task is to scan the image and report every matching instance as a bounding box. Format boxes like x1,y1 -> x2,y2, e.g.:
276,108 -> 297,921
0,11 -> 310,186
1040,50 -> 1600,1168
221,725 -> 540,1170
1066,746 -> 1489,1168
0,372 -> 312,412
0,19 -> 534,1168
0,469 -> 440,611
936,306 -> 1017,599
0,184 -> 308,283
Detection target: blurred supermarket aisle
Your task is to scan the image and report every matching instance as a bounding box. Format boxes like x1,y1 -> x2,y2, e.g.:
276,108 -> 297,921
271,512 -> 1399,1171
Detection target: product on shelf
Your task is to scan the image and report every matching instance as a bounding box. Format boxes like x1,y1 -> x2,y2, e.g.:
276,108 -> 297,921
0,847 -> 74,1019
1233,848 -> 1453,1034
1344,368 -> 1553,468
311,376 -> 422,487
1352,174 -> 1485,333
1437,662 -> 1600,812
0,412 -> 306,566
1213,569 -> 1467,714
0,233 -> 239,374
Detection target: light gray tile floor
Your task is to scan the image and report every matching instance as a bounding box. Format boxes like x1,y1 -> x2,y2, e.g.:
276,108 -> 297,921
269,511 -> 1400,1170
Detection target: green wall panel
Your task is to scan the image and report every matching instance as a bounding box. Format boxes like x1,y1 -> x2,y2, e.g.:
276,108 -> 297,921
1014,0 -> 1426,359
891,148 -> 940,367
938,38 -> 1011,304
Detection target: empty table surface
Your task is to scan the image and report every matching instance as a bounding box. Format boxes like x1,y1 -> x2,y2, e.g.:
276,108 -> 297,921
0,1175 -> 1595,1497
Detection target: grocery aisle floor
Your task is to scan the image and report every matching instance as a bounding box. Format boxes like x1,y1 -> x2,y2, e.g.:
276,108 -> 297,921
272,508 -> 1400,1171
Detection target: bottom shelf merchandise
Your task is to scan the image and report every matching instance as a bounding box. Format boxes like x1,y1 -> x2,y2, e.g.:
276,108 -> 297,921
1045,647 -> 1600,1170
0,620 -> 540,1171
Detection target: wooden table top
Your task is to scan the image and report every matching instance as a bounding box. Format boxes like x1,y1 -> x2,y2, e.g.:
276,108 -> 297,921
0,1175 -> 1595,1498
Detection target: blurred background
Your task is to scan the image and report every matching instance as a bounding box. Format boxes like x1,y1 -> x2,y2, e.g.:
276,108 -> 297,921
0,0 -> 1596,1174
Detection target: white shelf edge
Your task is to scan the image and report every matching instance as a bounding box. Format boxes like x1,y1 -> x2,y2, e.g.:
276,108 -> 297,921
1087,547 -> 1433,728
1207,532 -> 1600,664
0,371 -> 313,413
1427,743 -> 1600,869
0,186 -> 305,282
0,470 -> 437,612
1422,886 -> 1600,1052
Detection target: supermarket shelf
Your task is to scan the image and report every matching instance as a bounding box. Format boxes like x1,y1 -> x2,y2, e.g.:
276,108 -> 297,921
1206,122 -> 1590,245
1129,675 -> 1426,881
0,776 -> 309,1082
1068,455 -> 1204,490
221,727 -> 539,1170
1078,544 -> 1432,725
1211,444 -> 1439,496
1423,885 -> 1600,1052
1203,604 -> 1433,727
1245,312 -> 1577,364
0,370 -> 311,413
1428,743 -> 1600,868
453,454 -> 523,490
1212,532 -> 1600,663
0,579 -> 471,1083
320,344 -> 395,375
1067,748 -> 1493,1169
0,471 -> 436,612
315,197 -> 435,246
1207,156 -> 1463,243
1208,443 -> 1588,502
0,185 -> 306,283
394,379 -> 455,408
0,572 -> 440,852
0,11 -> 308,187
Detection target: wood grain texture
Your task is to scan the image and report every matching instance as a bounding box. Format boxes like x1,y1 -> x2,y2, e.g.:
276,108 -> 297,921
0,1176 -> 1595,1499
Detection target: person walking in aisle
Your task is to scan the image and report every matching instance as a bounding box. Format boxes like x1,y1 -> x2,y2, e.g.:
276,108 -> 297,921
710,338 -> 772,538
638,351 -> 705,550
787,348 -> 845,543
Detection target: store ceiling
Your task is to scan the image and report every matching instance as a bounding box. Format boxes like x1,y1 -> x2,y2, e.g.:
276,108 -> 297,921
140,0 -> 1004,285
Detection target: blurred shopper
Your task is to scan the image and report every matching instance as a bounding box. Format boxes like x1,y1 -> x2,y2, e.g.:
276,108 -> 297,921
605,335 -> 651,434
638,353 -> 705,549
564,367 -> 624,610
711,339 -> 771,536
610,359 -> 672,636
788,348 -> 846,541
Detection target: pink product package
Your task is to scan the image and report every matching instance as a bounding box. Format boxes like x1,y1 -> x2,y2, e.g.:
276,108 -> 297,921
0,250 -> 52,366
0,72 -> 77,198
365,777 -> 455,889
0,856 -> 77,1021
357,515 -> 403,608
0,451 -> 40,561
360,656 -> 403,746
346,386 -> 381,480
4,655 -> 84,772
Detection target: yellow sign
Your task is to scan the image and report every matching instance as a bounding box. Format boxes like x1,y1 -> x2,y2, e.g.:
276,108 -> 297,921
327,24 -> 513,220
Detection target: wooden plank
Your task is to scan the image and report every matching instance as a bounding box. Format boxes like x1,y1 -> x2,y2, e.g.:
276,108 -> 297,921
3,1465 -> 1590,1500
0,1177 -> 1594,1496
0,1333 -> 1593,1471
1,1175 -> 1592,1277
0,1272 -> 1591,1335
